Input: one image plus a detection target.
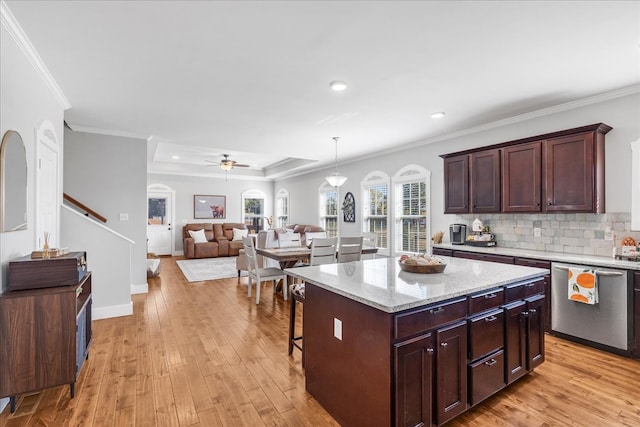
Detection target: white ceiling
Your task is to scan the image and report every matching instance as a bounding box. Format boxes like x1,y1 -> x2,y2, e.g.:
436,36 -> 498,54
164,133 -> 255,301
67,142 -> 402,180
5,1 -> 640,180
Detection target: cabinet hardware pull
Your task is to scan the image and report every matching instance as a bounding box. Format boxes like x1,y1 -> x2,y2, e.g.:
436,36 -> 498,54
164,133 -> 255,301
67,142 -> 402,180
484,359 -> 497,366
529,308 -> 537,313
440,342 -> 448,348
484,315 -> 498,322
426,348 -> 434,354
484,293 -> 497,299
430,307 -> 445,314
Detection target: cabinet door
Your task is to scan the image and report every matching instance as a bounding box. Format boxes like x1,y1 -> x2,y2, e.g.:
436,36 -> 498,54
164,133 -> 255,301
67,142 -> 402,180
544,132 -> 595,212
504,300 -> 527,384
444,155 -> 469,214
526,295 -> 545,370
470,149 -> 501,213
502,142 -> 542,212
395,333 -> 434,427
515,258 -> 551,332
435,321 -> 467,425
633,272 -> 640,359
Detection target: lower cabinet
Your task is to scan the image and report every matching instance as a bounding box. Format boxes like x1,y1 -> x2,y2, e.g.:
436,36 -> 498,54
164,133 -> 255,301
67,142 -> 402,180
435,321 -> 468,425
504,294 -> 545,385
395,333 -> 434,427
633,272 -> 640,359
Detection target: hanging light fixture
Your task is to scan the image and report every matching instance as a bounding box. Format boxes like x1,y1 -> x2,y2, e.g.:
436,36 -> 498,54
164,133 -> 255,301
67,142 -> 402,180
325,137 -> 348,187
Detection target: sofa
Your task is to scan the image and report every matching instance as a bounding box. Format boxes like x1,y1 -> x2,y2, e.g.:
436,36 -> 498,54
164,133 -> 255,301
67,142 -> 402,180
182,222 -> 248,259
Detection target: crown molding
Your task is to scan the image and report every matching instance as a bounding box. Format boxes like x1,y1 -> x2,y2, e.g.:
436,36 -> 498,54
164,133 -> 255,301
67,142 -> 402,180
66,123 -> 150,141
1,1 -> 71,109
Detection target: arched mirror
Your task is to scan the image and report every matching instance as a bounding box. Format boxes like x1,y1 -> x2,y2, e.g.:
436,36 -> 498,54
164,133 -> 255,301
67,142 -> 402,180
1,130 -> 28,231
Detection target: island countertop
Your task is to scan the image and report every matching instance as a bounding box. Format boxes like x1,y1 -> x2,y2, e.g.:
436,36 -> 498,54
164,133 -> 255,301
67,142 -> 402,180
285,256 -> 548,313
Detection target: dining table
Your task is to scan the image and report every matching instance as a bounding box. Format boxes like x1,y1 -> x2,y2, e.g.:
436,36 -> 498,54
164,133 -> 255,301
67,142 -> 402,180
255,245 -> 378,270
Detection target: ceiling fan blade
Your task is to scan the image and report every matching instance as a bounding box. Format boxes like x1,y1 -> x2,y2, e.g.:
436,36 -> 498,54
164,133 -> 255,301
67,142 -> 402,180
232,163 -> 250,167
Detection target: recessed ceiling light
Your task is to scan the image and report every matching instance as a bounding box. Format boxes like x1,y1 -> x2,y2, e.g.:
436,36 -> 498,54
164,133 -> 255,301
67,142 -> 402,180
171,155 -> 180,159
431,112 -> 446,119
330,81 -> 348,91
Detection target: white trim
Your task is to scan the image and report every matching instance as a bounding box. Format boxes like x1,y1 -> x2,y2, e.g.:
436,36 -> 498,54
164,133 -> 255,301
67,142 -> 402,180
131,282 -> 149,294
361,171 -> 390,256
92,302 -> 133,320
147,184 -> 176,256
0,1 -> 71,109
391,165 -> 431,256
67,123 -> 150,140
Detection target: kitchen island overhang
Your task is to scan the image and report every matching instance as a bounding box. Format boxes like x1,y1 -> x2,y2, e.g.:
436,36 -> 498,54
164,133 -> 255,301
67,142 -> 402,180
285,257 -> 549,427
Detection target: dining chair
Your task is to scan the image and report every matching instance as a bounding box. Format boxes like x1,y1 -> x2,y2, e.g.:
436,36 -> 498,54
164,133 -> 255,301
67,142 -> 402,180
362,232 -> 377,259
278,231 -> 302,248
289,237 -> 338,366
337,236 -> 364,263
242,236 -> 287,304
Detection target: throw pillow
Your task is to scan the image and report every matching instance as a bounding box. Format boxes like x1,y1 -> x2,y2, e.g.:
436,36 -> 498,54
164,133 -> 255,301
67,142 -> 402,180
188,229 -> 208,243
232,228 -> 248,241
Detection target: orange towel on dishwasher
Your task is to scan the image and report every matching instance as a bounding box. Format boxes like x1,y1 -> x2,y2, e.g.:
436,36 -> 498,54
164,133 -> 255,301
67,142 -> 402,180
567,267 -> 598,305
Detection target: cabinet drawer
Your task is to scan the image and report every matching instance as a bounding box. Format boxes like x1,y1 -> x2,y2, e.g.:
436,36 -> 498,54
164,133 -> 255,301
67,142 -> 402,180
468,309 -> 504,360
469,349 -> 506,406
515,258 -> 551,270
432,247 -> 453,257
468,287 -> 504,315
505,279 -> 544,303
483,254 -> 515,265
395,298 -> 467,340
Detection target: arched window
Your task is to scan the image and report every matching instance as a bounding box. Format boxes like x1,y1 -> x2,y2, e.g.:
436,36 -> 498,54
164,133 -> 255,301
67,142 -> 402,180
392,165 -> 431,255
242,189 -> 266,232
361,171 -> 390,255
319,182 -> 338,238
276,189 -> 290,228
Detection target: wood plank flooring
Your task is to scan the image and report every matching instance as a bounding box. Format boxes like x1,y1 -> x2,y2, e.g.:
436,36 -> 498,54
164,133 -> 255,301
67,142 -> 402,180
1,256 -> 639,426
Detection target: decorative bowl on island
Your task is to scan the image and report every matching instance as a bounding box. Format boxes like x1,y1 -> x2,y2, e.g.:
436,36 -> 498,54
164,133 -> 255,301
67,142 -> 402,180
398,255 -> 447,274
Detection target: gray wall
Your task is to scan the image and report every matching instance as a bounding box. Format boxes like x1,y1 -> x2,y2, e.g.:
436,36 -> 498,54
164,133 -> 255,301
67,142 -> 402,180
0,20 -> 66,413
275,92 -> 640,255
147,173 -> 274,254
64,129 -> 148,287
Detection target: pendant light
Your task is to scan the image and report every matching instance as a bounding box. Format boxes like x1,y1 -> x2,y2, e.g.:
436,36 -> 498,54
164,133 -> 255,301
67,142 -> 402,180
325,137 -> 347,187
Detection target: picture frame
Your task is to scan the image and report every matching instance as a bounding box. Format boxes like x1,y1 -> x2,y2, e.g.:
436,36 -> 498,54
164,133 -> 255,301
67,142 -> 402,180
194,195 -> 226,219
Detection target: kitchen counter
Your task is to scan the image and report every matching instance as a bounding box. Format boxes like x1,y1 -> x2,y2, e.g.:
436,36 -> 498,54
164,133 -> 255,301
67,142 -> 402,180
433,242 -> 640,270
287,257 -> 548,426
285,256 -> 548,313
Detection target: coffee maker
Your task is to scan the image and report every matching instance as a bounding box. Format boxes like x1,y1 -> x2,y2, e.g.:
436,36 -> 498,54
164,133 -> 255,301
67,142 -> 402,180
449,224 -> 467,245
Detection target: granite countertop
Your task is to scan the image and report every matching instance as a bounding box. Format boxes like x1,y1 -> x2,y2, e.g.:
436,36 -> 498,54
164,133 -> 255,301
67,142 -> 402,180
284,257 -> 548,313
433,243 -> 640,271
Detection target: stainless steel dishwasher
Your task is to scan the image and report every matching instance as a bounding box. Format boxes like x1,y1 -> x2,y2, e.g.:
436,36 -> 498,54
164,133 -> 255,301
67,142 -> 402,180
551,262 -> 631,352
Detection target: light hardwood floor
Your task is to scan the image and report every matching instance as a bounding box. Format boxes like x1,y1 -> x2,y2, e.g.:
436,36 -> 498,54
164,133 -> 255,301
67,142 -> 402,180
2,257 -> 639,426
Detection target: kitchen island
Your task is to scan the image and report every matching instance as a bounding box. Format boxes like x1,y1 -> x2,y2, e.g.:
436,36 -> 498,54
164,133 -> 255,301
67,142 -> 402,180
285,256 -> 548,427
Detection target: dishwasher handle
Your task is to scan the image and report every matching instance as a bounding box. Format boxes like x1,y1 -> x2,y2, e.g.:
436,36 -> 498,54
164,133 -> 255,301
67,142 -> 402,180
553,265 -> 624,277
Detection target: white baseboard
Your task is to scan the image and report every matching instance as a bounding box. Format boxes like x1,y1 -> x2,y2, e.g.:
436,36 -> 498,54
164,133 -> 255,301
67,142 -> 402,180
92,302 -> 133,320
0,398 -> 6,415
131,282 -> 148,294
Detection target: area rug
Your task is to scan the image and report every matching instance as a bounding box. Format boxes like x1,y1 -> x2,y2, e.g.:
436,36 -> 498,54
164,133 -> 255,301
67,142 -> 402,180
176,257 -> 246,282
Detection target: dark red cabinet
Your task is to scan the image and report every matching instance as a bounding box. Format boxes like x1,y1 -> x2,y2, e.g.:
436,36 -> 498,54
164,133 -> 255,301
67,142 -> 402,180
470,149 -> 501,213
502,141 -> 542,212
435,321 -> 468,425
633,272 -> 640,359
444,154 -> 469,214
395,333 -> 434,427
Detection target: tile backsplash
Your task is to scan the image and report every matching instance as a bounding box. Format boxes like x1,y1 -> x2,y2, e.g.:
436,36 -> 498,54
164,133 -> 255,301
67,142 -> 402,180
447,212 -> 640,257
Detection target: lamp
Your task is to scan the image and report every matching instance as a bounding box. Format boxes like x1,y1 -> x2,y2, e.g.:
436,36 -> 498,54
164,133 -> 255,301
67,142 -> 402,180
325,137 -> 348,187
220,162 -> 233,171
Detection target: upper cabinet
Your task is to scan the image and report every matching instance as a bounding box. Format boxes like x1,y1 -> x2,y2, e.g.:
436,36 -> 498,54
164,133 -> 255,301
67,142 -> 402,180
444,154 -> 469,214
444,149 -> 501,214
442,123 -> 611,214
470,149 -> 501,213
502,141 -> 542,212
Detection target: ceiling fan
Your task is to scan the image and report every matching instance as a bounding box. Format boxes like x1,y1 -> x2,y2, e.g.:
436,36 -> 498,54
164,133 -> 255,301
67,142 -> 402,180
205,154 -> 250,171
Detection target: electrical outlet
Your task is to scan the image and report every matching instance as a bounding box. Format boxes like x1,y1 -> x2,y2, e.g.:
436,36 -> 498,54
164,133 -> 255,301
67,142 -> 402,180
119,213 -> 128,221
533,227 -> 541,237
334,318 -> 342,341
604,227 -> 613,241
